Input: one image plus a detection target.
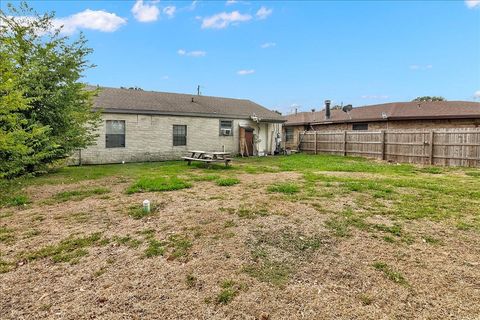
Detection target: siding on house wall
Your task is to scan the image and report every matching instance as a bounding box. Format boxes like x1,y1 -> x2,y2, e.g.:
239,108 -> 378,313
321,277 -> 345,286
73,113 -> 281,164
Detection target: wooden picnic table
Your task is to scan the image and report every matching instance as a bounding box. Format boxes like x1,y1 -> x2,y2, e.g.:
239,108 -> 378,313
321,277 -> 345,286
182,150 -> 232,166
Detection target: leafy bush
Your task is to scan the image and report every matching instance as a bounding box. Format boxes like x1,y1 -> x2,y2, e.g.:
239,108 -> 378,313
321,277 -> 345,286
0,3 -> 100,178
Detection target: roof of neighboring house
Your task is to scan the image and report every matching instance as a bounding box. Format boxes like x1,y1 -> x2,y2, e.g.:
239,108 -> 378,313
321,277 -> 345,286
89,86 -> 284,122
283,101 -> 480,126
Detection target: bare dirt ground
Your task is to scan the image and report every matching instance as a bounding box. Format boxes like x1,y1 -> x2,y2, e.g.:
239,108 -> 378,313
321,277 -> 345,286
1,171 -> 479,319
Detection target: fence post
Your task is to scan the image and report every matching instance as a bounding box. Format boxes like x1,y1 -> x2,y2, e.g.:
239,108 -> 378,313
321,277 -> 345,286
381,130 -> 386,160
343,131 -> 347,156
314,131 -> 318,154
429,130 -> 435,165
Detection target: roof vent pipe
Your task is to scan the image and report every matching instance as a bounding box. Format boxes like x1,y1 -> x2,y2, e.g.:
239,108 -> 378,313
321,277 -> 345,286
325,100 -> 331,119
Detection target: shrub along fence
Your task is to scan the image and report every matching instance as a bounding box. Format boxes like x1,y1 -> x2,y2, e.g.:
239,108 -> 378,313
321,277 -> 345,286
298,128 -> 480,167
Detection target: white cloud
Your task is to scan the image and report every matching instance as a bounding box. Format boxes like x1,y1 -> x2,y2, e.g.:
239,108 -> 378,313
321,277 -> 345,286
474,90 -> 480,99
50,9 -> 126,35
163,6 -> 176,18
260,42 -> 276,48
189,1 -> 198,11
361,95 -> 389,99
201,11 -> 252,29
409,64 -> 433,70
237,69 -> 255,75
226,0 -> 238,5
131,0 -> 160,22
256,6 -> 272,20
162,75 -> 169,80
6,10 -> 127,35
177,49 -> 206,57
465,1 -> 480,8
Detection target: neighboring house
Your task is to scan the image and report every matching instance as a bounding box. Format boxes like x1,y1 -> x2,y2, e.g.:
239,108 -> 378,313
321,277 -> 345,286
283,100 -> 480,149
73,87 -> 284,164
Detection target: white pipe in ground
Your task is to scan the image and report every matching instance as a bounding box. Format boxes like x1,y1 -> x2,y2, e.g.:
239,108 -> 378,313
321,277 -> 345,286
143,200 -> 151,213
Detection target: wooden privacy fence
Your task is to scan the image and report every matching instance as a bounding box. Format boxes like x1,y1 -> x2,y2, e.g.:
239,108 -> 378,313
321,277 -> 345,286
298,129 -> 480,167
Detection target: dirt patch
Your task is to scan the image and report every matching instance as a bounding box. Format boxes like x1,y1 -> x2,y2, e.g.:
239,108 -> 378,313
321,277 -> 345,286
1,170 -> 479,319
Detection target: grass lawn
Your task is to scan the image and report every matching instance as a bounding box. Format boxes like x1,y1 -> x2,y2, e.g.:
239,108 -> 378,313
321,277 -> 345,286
0,154 -> 479,319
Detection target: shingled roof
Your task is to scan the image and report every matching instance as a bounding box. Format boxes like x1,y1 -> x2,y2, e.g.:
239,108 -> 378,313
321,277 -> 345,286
284,101 -> 480,126
90,86 -> 284,122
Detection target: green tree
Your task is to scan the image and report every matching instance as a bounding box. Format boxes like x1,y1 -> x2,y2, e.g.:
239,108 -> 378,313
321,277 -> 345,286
0,52 -> 56,178
0,2 -> 100,178
412,96 -> 446,102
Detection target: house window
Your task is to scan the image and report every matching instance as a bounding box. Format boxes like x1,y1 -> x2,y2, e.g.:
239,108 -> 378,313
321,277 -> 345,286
106,120 -> 125,148
219,120 -> 233,136
173,125 -> 187,146
285,127 -> 294,142
352,123 -> 369,131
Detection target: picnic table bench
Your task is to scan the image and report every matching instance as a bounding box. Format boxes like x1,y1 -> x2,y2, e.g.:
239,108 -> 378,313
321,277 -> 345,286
182,150 -> 232,166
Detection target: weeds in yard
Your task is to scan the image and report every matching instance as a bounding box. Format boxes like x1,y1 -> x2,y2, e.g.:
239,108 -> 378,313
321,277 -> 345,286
1,195 -> 29,207
142,233 -> 192,259
186,273 -> 197,288
324,210 -> 368,237
243,261 -> 291,287
51,187 -> 110,203
255,228 -> 323,256
422,235 -> 442,245
144,239 -> 165,258
216,279 -> 241,304
216,177 -> 240,186
465,171 -> 480,177
267,182 -> 300,194
236,205 -> 269,219
127,176 -> 191,193
417,167 -> 443,174
359,294 -> 374,306
224,220 -> 237,228
112,235 -> 142,248
24,232 -> 104,264
0,226 -> 15,243
373,261 -> 408,286
24,229 -> 41,238
167,234 -> 192,260
94,267 -> 107,277
0,255 -> 14,273
244,228 -> 322,286
137,228 -> 156,238
325,217 -> 350,237
189,174 -> 220,182
456,221 -> 474,230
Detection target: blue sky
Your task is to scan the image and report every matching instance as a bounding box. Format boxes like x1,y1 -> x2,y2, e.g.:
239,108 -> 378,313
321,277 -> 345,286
2,0 -> 480,114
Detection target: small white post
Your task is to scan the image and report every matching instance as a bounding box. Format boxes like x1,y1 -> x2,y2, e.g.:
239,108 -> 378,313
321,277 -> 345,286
143,200 -> 151,213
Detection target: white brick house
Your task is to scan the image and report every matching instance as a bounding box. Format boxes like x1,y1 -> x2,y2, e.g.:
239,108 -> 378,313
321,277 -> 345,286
73,87 -> 284,164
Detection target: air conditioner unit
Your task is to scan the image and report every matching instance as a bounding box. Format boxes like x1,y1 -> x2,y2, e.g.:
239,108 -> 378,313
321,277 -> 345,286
221,128 -> 232,135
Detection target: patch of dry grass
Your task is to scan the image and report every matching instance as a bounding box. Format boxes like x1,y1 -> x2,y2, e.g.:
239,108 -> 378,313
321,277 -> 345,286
0,155 -> 479,319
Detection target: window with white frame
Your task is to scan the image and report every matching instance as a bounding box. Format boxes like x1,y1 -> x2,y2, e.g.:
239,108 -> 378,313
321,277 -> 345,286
219,120 -> 233,136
